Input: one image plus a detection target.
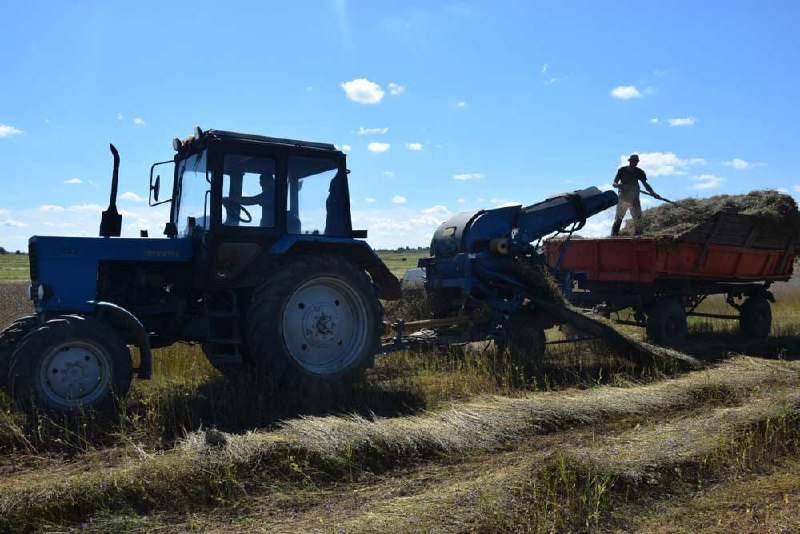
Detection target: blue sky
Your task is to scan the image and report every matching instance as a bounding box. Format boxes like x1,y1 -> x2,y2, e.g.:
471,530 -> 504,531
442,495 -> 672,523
1,0 -> 799,251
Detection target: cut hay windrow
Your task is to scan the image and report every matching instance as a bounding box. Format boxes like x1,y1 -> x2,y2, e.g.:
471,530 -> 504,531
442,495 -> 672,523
0,357 -> 796,529
337,389 -> 800,533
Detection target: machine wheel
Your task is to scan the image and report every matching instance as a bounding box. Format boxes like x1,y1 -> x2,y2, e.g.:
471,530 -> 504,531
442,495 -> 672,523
246,255 -> 382,382
8,315 -> 132,414
739,295 -> 772,339
646,298 -> 687,346
503,311 -> 546,377
0,315 -> 39,386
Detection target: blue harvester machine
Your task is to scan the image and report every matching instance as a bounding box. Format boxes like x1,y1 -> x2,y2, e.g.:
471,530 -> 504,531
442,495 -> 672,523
385,187 -> 619,362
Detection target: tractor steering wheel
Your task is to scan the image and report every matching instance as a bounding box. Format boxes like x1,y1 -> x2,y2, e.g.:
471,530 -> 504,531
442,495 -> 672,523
222,197 -> 253,224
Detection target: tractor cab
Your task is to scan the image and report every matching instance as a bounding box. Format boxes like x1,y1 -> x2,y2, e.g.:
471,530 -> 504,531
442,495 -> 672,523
151,127 -> 356,283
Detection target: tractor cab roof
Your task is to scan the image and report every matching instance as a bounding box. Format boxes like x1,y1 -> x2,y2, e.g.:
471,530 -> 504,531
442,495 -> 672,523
204,129 -> 339,153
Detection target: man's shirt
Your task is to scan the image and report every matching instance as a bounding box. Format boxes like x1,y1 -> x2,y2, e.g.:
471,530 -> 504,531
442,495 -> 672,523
614,166 -> 647,193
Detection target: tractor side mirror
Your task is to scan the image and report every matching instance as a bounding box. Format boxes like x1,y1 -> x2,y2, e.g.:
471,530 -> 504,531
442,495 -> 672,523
149,160 -> 173,206
153,175 -> 161,202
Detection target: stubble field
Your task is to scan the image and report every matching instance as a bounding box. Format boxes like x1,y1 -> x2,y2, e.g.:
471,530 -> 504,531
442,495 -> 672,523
0,254 -> 799,532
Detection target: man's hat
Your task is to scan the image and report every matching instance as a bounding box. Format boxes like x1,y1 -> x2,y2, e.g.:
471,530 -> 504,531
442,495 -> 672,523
628,154 -> 640,162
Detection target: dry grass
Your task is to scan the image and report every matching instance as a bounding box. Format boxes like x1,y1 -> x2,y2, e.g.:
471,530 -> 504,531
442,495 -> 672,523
0,357 -> 796,530
621,189 -> 800,236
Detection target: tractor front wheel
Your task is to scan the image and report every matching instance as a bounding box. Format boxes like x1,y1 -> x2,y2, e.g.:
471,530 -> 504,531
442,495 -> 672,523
246,255 -> 381,383
8,315 -> 132,414
0,315 -> 39,387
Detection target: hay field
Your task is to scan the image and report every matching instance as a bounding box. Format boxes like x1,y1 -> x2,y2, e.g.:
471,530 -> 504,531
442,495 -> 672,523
0,254 -> 799,531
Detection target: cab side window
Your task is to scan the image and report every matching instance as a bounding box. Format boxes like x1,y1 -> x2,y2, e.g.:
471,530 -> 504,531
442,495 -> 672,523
222,155 -> 276,228
287,156 -> 339,235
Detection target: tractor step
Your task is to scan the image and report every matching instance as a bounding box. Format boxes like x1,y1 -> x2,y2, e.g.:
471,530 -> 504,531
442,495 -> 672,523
205,352 -> 243,365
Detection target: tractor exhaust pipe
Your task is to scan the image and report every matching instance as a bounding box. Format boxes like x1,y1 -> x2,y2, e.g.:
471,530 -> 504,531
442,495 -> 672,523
99,143 -> 122,237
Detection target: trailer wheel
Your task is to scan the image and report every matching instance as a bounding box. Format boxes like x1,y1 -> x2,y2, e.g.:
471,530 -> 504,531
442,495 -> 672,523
8,315 -> 132,414
0,315 -> 39,387
246,255 -> 381,382
504,312 -> 546,376
739,295 -> 771,339
646,299 -> 687,346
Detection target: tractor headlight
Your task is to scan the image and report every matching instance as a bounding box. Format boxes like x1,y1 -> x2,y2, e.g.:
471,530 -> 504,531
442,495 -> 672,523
37,284 -> 45,301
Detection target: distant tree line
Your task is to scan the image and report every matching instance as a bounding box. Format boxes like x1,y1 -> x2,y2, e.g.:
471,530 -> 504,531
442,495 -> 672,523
0,247 -> 24,255
375,246 -> 429,253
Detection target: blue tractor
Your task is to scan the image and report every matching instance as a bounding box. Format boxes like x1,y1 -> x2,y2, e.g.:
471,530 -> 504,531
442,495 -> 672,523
0,127 -> 401,414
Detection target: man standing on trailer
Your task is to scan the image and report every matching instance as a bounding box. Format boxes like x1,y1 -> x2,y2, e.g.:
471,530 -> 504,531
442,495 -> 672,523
611,154 -> 660,236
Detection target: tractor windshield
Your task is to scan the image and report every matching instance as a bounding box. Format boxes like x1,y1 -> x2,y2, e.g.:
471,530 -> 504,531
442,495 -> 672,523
174,150 -> 209,236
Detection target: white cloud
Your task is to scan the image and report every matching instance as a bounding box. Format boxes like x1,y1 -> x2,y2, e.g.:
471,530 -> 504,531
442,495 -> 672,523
621,152 -> 706,177
342,144 -> 352,152
490,199 -> 522,208
456,101 -> 467,108
44,119 -> 50,124
354,126 -> 388,135
351,205 -> 454,248
368,142 -> 391,153
117,113 -> 124,120
120,192 -> 144,202
610,85 -> 642,99
64,178 -> 82,184
650,118 -> 660,124
365,197 -> 376,203
4,219 -> 27,228
68,204 -> 104,212
0,124 -> 23,137
388,82 -> 405,95
792,185 -> 800,193
541,63 -> 548,74
39,205 -> 65,212
133,118 -> 145,126
668,117 -> 696,127
391,195 -> 407,204
341,78 -> 385,104
406,142 -> 423,151
722,158 -> 753,170
382,171 -> 395,177
692,174 -> 724,189
453,173 -> 485,181
457,198 -> 466,204
421,205 -> 449,217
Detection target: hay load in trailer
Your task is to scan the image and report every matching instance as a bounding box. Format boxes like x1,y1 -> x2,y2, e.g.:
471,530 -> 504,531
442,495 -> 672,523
621,189 -> 800,247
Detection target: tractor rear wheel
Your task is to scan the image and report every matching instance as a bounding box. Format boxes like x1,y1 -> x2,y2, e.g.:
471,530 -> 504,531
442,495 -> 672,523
646,298 -> 687,346
739,295 -> 772,339
8,315 -> 132,414
246,255 -> 381,383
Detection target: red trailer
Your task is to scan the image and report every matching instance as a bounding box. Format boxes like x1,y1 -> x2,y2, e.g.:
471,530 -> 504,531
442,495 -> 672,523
545,211 -> 798,345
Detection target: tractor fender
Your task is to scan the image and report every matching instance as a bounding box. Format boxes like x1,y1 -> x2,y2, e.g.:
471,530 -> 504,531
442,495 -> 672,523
269,237 -> 402,300
91,301 -> 153,379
